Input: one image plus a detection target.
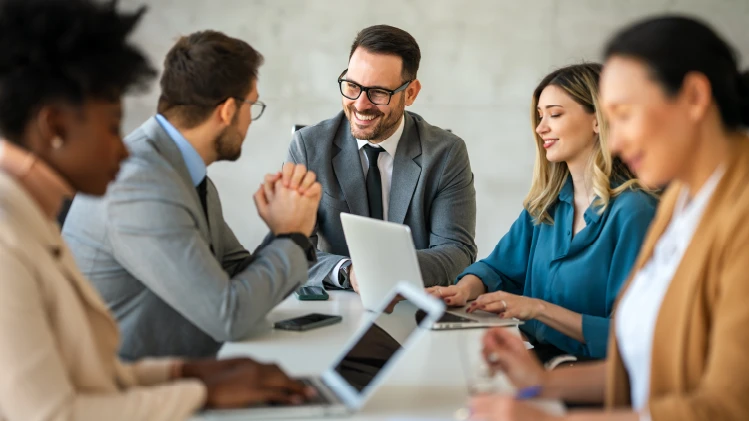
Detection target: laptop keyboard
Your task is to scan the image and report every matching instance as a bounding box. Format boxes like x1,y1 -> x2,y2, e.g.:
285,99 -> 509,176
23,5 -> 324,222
298,378 -> 333,406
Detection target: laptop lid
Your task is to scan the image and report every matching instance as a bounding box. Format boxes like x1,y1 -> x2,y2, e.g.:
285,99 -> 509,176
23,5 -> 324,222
320,282 -> 445,411
340,213 -> 425,310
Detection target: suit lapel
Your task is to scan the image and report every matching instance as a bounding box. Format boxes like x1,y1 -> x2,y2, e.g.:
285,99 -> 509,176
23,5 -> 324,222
388,113 -> 422,224
332,118 -> 370,217
140,117 -> 212,243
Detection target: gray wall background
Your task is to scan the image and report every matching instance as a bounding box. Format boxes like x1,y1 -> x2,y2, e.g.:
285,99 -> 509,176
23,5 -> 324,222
120,0 -> 749,258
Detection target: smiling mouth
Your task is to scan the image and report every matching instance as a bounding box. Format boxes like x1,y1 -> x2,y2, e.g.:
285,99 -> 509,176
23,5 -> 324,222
543,138 -> 558,148
355,112 -> 378,121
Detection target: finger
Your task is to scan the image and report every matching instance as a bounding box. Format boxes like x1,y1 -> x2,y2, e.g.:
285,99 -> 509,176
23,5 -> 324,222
474,291 -> 503,306
288,164 -> 307,190
264,174 -> 281,201
482,329 -> 515,360
259,365 -> 307,395
264,173 -> 280,193
303,182 -> 322,200
351,272 -> 359,293
274,179 -> 292,200
468,395 -> 493,420
298,170 -> 317,193
253,186 -> 269,216
247,388 -> 299,406
485,327 -> 528,355
480,301 -> 507,314
281,162 -> 297,187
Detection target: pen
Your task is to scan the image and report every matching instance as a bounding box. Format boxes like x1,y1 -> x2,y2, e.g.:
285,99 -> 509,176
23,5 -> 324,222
515,385 -> 542,400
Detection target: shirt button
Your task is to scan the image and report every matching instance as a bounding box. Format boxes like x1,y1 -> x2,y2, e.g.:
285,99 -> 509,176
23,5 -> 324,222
566,230 -> 571,236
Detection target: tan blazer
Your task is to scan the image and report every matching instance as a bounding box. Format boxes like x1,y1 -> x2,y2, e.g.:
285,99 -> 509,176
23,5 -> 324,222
0,172 -> 205,421
606,138 -> 749,420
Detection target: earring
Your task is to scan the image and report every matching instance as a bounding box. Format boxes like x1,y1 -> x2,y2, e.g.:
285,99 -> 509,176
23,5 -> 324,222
51,136 -> 63,150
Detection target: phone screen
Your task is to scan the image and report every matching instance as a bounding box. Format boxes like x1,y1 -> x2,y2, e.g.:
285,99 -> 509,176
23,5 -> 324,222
285,313 -> 337,327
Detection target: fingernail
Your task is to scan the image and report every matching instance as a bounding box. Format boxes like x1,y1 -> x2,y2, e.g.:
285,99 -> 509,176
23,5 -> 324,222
445,299 -> 451,304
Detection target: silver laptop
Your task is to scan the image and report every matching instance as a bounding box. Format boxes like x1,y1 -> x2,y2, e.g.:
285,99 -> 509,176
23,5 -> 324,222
341,213 -> 521,330
198,282 -> 445,420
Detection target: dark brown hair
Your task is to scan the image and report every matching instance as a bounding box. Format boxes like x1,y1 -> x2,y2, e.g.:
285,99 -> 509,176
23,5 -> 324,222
349,25 -> 421,81
157,30 -> 264,128
605,15 -> 749,130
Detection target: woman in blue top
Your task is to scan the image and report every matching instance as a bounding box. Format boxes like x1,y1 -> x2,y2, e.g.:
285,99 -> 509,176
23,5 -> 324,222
430,63 -> 657,361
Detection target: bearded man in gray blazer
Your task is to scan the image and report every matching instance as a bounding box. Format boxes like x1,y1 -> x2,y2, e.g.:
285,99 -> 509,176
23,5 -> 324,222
290,25 -> 477,290
63,31 -> 321,360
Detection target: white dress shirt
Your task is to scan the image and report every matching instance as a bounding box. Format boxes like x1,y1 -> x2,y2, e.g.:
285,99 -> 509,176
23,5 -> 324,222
329,115 -> 406,286
616,166 -> 725,418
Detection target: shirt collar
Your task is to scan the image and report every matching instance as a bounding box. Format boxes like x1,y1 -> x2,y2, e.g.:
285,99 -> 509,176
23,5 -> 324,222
0,140 -> 74,220
155,114 -> 206,187
557,175 -> 603,224
356,115 -> 405,157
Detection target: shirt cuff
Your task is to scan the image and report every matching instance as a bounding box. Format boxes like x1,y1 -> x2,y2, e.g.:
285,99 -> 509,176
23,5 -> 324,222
581,313 -> 610,359
328,258 -> 351,287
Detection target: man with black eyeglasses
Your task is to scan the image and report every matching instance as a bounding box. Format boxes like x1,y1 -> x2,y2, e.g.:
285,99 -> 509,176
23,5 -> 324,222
63,31 -> 321,360
288,25 -> 477,291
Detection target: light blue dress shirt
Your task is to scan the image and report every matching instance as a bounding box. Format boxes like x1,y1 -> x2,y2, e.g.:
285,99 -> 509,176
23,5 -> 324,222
155,114 -> 206,187
457,178 -> 657,358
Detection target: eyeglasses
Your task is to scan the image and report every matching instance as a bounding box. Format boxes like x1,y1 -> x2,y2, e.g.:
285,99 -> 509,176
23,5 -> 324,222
234,98 -> 267,120
337,69 -> 412,106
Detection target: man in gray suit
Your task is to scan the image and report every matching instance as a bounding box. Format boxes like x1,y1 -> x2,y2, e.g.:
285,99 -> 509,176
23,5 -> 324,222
290,25 -> 477,290
63,31 -> 320,359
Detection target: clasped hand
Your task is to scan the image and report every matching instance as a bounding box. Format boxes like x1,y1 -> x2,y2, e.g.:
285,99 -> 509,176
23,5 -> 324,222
254,163 -> 322,236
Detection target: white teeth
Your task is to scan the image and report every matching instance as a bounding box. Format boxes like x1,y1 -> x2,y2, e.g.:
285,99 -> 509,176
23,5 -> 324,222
544,139 -> 557,144
355,112 -> 376,121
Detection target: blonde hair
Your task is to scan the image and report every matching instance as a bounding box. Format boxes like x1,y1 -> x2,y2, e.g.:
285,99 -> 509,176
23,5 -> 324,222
523,63 -> 651,225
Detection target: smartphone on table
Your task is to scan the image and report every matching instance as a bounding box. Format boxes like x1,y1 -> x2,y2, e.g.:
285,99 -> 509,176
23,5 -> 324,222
273,313 -> 342,332
295,286 -> 329,301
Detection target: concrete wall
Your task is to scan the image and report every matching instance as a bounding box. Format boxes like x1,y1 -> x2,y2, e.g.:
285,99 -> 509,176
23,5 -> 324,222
120,0 -> 749,258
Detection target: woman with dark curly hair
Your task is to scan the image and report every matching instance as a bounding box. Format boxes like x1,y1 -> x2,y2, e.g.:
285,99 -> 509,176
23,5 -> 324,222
0,0 -> 311,420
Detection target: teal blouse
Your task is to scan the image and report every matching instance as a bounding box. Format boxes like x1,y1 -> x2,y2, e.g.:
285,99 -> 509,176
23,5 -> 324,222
457,179 -> 657,358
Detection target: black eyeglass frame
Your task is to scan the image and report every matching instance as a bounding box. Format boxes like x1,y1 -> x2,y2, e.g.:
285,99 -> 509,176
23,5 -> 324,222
233,98 -> 267,120
337,69 -> 412,105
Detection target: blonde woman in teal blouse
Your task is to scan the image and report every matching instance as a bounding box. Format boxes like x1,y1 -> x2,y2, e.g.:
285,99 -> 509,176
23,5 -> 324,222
430,63 -> 657,361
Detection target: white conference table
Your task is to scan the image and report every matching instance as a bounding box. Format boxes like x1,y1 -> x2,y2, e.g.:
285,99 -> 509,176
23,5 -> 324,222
194,291 -> 564,421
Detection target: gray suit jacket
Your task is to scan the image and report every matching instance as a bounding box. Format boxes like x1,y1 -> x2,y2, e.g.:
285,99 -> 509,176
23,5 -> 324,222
63,117 -> 309,360
289,111 -> 477,287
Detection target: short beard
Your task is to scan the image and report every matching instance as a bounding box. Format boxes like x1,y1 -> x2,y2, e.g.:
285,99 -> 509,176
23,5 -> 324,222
348,95 -> 405,141
214,115 -> 243,162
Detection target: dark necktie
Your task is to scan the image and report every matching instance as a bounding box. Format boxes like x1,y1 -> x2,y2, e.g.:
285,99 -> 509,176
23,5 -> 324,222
196,177 -> 209,224
197,176 -> 215,254
362,144 -> 385,220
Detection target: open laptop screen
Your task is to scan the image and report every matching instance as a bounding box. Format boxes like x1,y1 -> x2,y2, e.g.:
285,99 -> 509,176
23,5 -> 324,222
333,311 -> 423,392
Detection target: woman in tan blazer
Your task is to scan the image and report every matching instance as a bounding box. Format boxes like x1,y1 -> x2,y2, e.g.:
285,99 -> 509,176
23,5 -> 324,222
0,1 -> 313,420
467,15 -> 749,421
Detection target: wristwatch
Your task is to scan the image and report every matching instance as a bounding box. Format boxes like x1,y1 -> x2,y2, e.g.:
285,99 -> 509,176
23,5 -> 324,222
337,261 -> 353,289
276,233 -> 317,263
